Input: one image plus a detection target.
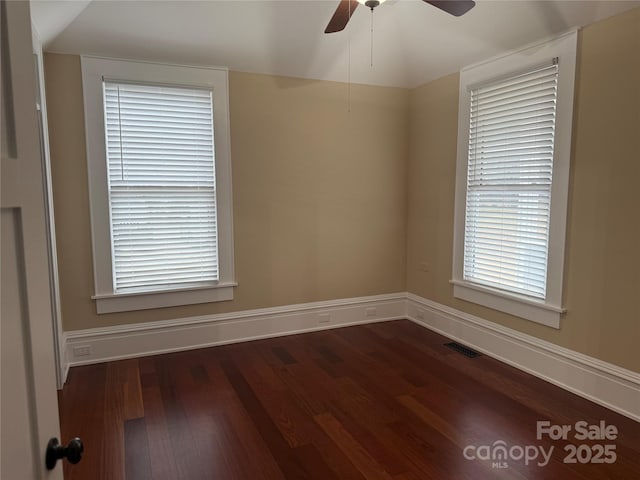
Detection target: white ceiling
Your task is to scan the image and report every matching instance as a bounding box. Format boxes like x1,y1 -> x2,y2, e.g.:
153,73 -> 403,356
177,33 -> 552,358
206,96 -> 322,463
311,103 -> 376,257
32,0 -> 640,88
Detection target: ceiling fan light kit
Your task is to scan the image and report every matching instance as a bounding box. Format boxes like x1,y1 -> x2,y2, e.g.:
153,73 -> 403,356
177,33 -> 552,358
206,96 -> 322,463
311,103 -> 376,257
325,0 -> 475,33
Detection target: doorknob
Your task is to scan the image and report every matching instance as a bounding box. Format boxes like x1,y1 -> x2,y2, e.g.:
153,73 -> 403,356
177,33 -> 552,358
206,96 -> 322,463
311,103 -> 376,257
45,437 -> 84,470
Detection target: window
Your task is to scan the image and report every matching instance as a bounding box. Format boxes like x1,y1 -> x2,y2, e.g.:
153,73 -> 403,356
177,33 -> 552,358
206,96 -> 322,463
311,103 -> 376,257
82,57 -> 235,313
452,31 -> 577,328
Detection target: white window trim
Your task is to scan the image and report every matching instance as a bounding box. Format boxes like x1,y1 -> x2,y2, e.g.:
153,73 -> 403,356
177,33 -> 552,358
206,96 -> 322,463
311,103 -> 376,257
81,56 -> 236,314
452,31 -> 578,328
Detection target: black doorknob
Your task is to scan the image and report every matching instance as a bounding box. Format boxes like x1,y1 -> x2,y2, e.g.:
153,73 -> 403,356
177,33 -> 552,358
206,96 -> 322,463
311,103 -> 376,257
45,437 -> 84,470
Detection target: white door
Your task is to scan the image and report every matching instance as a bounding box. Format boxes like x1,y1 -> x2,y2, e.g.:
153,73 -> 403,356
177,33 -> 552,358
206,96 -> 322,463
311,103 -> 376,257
1,0 -> 65,478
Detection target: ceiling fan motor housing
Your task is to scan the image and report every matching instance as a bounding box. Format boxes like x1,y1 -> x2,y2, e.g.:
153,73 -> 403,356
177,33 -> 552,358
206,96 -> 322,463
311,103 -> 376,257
325,0 -> 475,34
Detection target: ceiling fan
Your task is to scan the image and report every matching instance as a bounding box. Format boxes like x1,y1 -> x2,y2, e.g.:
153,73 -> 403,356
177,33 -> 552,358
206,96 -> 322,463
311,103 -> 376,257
325,0 -> 476,33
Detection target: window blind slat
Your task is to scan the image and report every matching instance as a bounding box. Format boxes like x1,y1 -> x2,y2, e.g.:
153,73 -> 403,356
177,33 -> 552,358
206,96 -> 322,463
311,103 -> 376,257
104,81 -> 219,292
463,63 -> 558,299
472,67 -> 558,99
471,97 -> 556,124
471,87 -> 557,116
469,125 -> 554,143
464,245 -> 549,263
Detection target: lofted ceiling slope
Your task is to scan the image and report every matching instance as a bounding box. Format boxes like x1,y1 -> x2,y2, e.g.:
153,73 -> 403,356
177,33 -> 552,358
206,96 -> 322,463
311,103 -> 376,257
32,0 -> 640,88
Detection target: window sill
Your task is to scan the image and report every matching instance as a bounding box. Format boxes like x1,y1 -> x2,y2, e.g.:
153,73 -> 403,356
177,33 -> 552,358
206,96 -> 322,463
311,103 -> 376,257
450,280 -> 565,329
92,282 -> 237,314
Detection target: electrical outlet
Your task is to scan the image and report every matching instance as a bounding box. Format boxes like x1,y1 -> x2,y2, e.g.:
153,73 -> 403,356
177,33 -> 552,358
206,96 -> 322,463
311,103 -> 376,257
365,307 -> 377,317
317,313 -> 331,325
73,345 -> 92,357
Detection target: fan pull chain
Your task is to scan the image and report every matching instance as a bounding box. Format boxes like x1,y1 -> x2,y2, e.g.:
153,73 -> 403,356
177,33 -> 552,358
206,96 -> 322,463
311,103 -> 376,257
370,8 -> 374,68
348,0 -> 352,113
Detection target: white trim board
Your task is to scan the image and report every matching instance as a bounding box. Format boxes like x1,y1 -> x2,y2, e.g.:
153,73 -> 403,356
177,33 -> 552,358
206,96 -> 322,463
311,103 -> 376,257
406,293 -> 640,422
64,293 -> 407,369
62,292 -> 640,422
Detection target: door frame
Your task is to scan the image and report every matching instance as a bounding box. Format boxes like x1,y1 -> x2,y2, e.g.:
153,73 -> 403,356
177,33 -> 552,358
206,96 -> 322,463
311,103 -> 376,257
31,24 -> 66,389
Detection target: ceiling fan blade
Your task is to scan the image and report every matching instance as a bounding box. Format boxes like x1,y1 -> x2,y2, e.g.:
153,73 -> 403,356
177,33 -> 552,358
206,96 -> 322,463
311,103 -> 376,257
325,0 -> 360,33
424,0 -> 475,17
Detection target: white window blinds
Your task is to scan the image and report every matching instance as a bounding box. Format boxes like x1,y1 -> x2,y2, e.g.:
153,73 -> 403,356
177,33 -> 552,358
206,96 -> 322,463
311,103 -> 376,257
103,81 -> 218,292
463,61 -> 559,299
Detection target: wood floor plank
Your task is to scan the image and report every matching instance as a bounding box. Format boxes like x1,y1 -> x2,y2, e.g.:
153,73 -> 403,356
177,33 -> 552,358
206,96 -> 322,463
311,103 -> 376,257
237,361 -> 313,448
315,412 -> 395,480
384,419 -> 470,480
272,363 -> 331,417
272,346 -> 298,365
382,340 -> 600,479
155,355 -> 210,479
59,320 -> 640,479
328,403 -> 409,476
59,364 -> 108,480
122,359 -> 145,420
124,417 -> 152,480
201,357 -> 287,480
221,357 -> 333,479
396,394 -> 466,448
141,380 -> 182,480
101,362 -> 128,478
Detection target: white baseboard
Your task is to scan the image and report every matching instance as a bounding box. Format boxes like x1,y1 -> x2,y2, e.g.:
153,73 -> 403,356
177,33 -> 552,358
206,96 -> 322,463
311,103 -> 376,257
63,293 -> 407,376
406,293 -> 640,422
62,291 -> 640,422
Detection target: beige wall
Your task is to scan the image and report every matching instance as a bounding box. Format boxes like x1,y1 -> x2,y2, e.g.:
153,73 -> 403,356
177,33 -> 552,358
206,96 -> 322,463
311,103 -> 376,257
406,9 -> 640,372
44,55 -> 408,331
44,8 -> 639,372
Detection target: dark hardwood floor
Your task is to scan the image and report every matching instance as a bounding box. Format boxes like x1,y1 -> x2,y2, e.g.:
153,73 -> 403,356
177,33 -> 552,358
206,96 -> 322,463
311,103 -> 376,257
58,320 -> 640,479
